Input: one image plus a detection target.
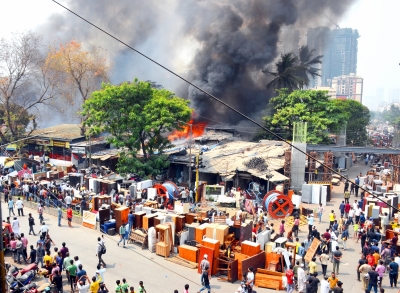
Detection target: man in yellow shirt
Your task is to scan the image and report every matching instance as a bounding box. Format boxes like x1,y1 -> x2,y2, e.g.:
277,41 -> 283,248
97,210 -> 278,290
43,250 -> 52,265
90,274 -> 102,293
327,272 -> 339,289
329,210 -> 336,227
373,251 -> 381,265
308,257 -> 317,275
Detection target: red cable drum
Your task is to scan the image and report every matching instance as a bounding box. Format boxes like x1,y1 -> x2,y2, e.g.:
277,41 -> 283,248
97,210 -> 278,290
262,190 -> 294,219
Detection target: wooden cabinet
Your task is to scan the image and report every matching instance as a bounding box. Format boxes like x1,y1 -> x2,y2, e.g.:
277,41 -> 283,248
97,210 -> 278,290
156,224 -> 171,258
154,216 -> 165,227
195,223 -> 209,243
134,211 -> 146,229
185,213 -> 198,224
241,240 -> 261,257
114,206 -> 129,232
234,253 -> 249,280
202,238 -> 220,258
175,216 -> 185,233
143,214 -> 157,229
179,244 -> 198,263
206,223 -> 219,239
215,225 -> 229,244
92,196 -> 111,211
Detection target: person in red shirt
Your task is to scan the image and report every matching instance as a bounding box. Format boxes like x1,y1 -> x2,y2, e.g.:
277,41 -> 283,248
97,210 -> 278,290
344,203 -> 351,217
286,265 -> 294,293
66,207 -> 73,228
366,252 -> 375,266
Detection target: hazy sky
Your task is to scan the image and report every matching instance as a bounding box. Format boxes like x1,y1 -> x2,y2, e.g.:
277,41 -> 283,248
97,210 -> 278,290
0,0 -> 398,110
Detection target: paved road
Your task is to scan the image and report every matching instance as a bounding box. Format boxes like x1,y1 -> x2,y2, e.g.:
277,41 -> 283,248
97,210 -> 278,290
1,161 -> 390,293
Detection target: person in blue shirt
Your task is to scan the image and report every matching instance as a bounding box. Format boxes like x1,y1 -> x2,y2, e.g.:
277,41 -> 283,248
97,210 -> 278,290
339,201 -> 345,217
359,213 -> 366,226
128,211 -> 135,234
388,257 -> 399,287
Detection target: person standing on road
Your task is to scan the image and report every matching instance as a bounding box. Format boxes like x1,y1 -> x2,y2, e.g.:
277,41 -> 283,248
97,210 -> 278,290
128,211 -> 135,234
329,210 -> 336,227
97,236 -> 107,267
286,265 -> 295,293
16,197 -> 24,216
8,198 -> 15,216
12,216 -> 20,236
357,254 -> 368,282
344,190 -> 350,204
38,203 -> 44,224
388,257 -> 399,288
199,270 -> 211,293
36,242 -> 45,267
57,206 -> 63,227
28,213 -> 36,235
318,204 -> 325,223
367,266 -> 379,293
4,185 -> 9,202
138,281 -> 146,293
118,223 -> 126,247
307,214 -> 314,235
319,252 -> 330,277
344,180 -> 349,193
66,206 -> 73,228
67,259 -> 78,292
332,245 -> 342,274
40,222 -> 49,237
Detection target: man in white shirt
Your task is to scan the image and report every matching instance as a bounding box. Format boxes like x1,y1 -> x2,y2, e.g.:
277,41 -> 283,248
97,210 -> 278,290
246,267 -> 255,289
180,189 -> 187,203
15,197 -> 24,216
77,275 -> 90,293
12,217 -> 20,235
40,222 -> 49,237
352,200 -> 358,211
65,195 -> 72,207
23,184 -> 30,201
96,264 -> 106,283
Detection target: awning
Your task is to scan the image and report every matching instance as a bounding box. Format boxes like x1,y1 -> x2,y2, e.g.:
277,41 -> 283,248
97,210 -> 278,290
6,144 -> 17,151
4,161 -> 14,168
222,174 -> 235,181
100,155 -> 112,161
268,170 -> 289,182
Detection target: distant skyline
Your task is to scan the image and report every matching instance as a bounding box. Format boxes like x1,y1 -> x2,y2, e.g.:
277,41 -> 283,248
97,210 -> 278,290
1,0 -> 399,111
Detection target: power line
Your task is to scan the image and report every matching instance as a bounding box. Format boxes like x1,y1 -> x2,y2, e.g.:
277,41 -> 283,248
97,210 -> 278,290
51,0 -> 399,212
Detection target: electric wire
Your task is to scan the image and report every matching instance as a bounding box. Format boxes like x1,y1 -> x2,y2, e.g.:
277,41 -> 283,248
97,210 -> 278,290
51,0 -> 398,214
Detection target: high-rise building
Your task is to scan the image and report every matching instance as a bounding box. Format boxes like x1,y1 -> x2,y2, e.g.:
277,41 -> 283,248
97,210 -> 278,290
306,27 -> 331,88
327,28 -> 359,85
307,27 -> 359,86
331,73 -> 363,103
276,26 -> 300,55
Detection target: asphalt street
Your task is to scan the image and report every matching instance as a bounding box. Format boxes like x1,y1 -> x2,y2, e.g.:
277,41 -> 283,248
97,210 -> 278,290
1,159 -> 391,293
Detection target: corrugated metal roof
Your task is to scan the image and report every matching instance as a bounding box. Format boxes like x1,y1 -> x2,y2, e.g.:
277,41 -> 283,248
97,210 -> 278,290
30,124 -> 84,141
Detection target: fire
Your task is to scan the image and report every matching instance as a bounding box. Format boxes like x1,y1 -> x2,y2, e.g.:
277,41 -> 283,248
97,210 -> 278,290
168,119 -> 207,141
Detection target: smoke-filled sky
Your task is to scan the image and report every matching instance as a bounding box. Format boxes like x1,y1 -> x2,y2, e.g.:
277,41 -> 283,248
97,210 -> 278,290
1,0 -> 395,127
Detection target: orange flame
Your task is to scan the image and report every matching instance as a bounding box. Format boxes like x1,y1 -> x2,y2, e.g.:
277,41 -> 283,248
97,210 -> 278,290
168,119 -> 207,141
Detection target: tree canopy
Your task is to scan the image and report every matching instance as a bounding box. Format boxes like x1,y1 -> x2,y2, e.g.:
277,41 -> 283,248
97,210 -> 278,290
82,79 -> 192,177
260,89 -> 370,145
264,45 -> 322,91
0,32 -> 62,142
46,40 -> 110,134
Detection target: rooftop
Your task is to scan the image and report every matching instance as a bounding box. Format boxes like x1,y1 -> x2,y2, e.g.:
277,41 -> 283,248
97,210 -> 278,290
170,140 -> 290,181
30,124 -> 84,141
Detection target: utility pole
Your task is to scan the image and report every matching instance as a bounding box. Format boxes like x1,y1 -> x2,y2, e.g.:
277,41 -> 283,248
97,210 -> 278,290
188,124 -> 193,190
0,200 -> 6,293
195,154 -> 199,202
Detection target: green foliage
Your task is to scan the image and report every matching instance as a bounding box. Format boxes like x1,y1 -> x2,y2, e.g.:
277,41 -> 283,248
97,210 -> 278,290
260,90 -> 370,145
82,79 -> 192,177
374,105 -> 400,127
331,99 -> 370,146
264,46 -> 323,92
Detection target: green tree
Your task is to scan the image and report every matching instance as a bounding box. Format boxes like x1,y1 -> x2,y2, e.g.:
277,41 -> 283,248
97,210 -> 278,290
82,79 -> 192,177
264,53 -> 302,92
261,89 -> 340,144
264,46 -> 323,91
331,99 -> 370,146
296,45 -> 323,88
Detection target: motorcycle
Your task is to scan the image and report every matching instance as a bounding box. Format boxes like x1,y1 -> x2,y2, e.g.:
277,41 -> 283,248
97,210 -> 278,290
7,263 -> 38,277
8,270 -> 36,290
10,282 -> 38,293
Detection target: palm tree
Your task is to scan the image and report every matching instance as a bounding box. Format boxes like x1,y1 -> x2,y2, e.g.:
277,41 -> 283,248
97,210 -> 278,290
264,46 -> 323,91
296,45 -> 323,88
264,53 -> 304,92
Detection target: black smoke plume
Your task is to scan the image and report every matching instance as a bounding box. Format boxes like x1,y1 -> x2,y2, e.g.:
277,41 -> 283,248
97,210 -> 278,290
39,0 -> 357,126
